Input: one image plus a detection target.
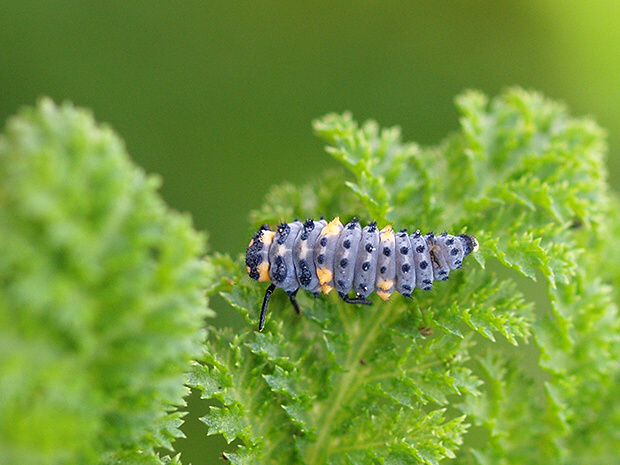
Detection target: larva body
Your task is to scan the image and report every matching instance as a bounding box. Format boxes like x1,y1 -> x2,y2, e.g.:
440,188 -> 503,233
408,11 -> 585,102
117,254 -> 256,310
246,217 -> 478,330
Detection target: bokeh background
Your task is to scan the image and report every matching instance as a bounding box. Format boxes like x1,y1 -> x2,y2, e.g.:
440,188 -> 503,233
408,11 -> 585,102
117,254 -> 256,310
2,1 -> 619,463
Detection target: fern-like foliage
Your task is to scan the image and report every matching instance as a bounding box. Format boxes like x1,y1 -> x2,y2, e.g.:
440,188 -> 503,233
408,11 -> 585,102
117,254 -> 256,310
194,88 -> 620,464
0,99 -> 212,465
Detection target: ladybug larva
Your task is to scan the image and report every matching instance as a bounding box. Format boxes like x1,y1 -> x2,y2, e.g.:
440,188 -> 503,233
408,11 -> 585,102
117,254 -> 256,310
246,217 -> 478,331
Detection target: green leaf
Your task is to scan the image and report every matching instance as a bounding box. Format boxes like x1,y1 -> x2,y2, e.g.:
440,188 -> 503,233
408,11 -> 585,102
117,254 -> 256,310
201,404 -> 249,444
0,99 -> 213,465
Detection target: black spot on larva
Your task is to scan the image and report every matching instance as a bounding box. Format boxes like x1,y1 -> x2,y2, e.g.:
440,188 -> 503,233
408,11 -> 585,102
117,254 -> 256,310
412,230 -> 421,237
246,254 -> 259,269
423,279 -> 432,285
399,228 -> 407,234
380,266 -> 387,274
368,222 -> 377,231
245,245 -> 261,268
320,237 -> 327,247
337,279 -> 346,288
383,247 -> 391,257
427,232 -> 435,239
340,258 -> 349,268
276,223 -> 290,244
454,259 -> 462,267
446,237 -> 454,245
358,283 -> 368,292
272,255 -> 287,283
416,244 -> 425,253
343,239 -> 351,249
365,243 -> 374,253
362,261 -> 370,271
303,219 -> 314,229
419,260 -> 428,270
246,235 -> 264,280
298,259 -> 312,286
317,254 -> 325,265
439,270 -> 448,276
402,284 -> 412,291
300,230 -> 309,240
400,246 -> 409,255
439,232 -> 448,237
402,263 -> 411,273
450,247 -> 459,256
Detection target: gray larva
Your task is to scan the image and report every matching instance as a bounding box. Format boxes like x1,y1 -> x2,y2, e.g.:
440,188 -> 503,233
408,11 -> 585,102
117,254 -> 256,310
246,217 -> 478,331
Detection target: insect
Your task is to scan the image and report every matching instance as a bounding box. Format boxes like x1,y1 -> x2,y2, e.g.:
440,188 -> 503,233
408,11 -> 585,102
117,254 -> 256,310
246,217 -> 478,331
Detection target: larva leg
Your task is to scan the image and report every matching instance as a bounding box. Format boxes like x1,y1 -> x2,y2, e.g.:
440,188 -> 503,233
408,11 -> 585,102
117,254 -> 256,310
259,283 -> 277,331
288,288 -> 301,315
338,292 -> 373,305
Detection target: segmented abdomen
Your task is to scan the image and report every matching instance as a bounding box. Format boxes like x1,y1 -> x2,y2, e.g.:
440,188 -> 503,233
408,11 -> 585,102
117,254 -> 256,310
246,217 -> 478,301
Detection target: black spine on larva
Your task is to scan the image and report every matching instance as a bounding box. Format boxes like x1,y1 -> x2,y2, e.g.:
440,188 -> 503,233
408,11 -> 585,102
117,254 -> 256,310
394,229 -> 415,297
426,233 -> 451,281
268,220 -> 302,293
353,222 -> 379,298
293,218 -> 327,294
334,219 -> 362,295
276,222 -> 290,245
410,230 -> 434,291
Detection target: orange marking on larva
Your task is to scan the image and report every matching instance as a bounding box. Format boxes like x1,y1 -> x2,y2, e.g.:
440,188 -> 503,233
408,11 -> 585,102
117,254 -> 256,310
316,267 -> 333,285
380,225 -> 394,241
321,284 -> 334,295
322,217 -> 343,236
377,278 -> 394,291
262,230 -> 275,245
376,290 -> 392,301
257,262 -> 270,282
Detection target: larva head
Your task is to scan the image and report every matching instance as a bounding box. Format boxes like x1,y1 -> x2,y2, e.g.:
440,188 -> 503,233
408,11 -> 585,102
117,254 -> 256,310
457,234 -> 479,256
246,226 -> 275,282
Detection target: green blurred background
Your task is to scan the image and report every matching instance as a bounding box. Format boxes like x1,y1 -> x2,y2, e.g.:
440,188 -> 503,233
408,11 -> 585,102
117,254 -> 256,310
2,1 -> 619,463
